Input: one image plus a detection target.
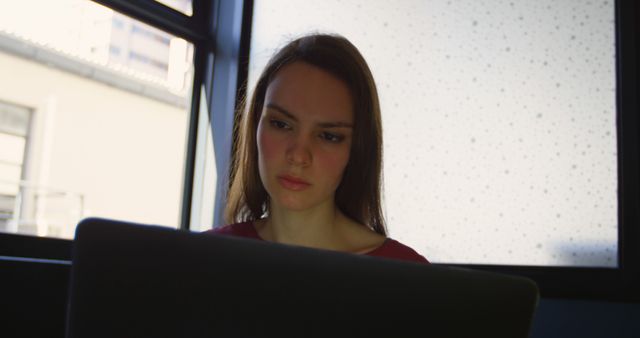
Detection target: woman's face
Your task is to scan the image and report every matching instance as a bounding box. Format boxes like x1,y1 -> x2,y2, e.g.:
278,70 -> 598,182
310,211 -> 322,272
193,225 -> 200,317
257,61 -> 354,211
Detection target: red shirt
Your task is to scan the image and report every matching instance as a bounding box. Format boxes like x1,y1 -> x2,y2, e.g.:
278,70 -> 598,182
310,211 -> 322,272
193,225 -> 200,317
206,221 -> 429,264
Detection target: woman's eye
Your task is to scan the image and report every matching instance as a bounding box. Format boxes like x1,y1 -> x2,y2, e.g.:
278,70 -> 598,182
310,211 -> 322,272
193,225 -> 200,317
320,132 -> 344,143
269,119 -> 290,130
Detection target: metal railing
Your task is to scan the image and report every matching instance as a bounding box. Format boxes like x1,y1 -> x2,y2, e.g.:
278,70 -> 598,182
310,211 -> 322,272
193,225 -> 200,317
0,179 -> 84,238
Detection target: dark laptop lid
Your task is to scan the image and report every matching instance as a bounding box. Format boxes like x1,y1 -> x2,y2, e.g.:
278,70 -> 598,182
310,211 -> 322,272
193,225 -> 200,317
66,218 -> 539,338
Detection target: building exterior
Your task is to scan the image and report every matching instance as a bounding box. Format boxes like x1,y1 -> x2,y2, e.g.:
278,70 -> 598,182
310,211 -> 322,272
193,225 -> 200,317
0,0 -> 194,238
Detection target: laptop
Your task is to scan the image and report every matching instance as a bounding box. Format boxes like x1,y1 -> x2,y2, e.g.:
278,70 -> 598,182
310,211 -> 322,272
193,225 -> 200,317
65,218 -> 539,338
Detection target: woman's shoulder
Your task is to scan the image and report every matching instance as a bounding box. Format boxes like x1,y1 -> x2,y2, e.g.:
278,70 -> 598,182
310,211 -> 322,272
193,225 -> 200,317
204,221 -> 262,240
366,238 -> 429,264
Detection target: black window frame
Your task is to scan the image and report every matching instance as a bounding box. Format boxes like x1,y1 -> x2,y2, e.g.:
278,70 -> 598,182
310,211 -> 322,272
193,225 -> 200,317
0,0 -> 638,303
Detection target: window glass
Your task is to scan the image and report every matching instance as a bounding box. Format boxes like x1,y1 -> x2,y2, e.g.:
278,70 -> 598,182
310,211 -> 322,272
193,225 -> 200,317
189,86 -> 218,232
0,0 -> 194,238
249,0 -> 617,266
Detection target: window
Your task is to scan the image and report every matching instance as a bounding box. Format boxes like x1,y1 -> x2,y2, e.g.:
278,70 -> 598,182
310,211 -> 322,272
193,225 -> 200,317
248,0 -> 618,268
0,0 -> 636,302
0,0 -> 195,238
244,0 -> 640,300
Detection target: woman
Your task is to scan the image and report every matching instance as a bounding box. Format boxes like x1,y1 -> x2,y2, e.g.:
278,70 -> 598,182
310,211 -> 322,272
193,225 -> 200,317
212,33 -> 428,264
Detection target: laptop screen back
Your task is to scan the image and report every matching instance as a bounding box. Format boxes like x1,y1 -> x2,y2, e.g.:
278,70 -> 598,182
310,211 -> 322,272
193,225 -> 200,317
66,218 -> 539,338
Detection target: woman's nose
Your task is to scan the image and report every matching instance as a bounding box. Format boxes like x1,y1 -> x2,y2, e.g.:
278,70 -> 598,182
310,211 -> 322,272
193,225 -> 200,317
286,136 -> 312,167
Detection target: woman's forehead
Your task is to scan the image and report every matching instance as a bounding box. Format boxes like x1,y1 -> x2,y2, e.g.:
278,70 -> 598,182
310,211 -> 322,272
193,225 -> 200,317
264,62 -> 354,123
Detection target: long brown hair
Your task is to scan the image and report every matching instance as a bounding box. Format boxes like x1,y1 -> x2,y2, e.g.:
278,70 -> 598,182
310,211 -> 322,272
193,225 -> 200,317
225,33 -> 386,236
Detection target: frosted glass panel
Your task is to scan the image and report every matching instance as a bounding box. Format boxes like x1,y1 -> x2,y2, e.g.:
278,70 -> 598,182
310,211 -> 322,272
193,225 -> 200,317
249,0 -> 617,267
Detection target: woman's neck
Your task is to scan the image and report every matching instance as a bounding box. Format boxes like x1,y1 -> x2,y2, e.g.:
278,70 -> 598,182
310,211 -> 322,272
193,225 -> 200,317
257,201 -> 347,250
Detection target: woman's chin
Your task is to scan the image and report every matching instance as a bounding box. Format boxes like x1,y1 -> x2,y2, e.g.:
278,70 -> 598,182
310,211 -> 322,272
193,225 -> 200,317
267,186 -> 334,212
273,194 -> 317,212
278,199 -> 312,211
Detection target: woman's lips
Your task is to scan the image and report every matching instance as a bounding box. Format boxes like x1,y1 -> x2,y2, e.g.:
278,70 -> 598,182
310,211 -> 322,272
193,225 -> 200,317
277,175 -> 311,191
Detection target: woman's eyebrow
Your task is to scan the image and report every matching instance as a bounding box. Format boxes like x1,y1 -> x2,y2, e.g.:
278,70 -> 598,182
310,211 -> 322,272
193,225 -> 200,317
265,102 -> 353,129
266,103 -> 298,121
